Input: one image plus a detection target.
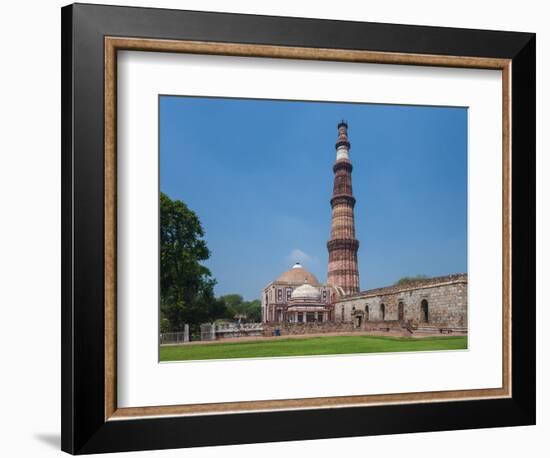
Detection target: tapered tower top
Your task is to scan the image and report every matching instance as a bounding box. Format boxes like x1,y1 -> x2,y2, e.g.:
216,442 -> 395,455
335,120 -> 351,161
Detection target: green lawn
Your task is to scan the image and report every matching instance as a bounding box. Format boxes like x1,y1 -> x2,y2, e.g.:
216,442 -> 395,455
160,335 -> 467,361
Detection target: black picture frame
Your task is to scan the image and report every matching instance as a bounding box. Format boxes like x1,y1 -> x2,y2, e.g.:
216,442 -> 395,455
61,3 -> 535,454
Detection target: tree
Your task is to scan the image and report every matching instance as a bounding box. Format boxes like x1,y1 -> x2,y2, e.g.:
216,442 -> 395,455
219,295 -> 262,322
219,294 -> 245,316
160,192 -> 226,332
243,299 -> 261,322
395,275 -> 429,286
159,193 -> 266,334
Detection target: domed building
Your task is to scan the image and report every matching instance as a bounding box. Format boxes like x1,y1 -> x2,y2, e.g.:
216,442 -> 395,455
287,283 -> 333,323
261,263 -> 332,323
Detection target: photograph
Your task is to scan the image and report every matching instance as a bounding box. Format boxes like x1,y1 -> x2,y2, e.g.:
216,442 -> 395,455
158,95 -> 468,362
0,0 -> 540,456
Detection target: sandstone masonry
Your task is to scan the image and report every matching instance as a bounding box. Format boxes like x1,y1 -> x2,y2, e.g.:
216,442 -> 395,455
335,273 -> 467,330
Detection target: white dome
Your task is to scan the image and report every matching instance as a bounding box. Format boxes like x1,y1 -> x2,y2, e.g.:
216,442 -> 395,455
291,283 -> 321,301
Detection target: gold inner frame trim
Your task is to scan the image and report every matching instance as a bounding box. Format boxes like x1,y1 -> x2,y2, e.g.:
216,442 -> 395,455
104,36 -> 512,421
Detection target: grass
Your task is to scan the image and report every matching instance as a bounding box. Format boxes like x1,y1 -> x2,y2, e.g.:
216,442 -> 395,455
160,335 -> 468,361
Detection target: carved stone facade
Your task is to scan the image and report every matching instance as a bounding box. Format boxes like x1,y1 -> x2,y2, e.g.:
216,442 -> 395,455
261,263 -> 332,324
327,121 -> 360,295
334,274 -> 467,331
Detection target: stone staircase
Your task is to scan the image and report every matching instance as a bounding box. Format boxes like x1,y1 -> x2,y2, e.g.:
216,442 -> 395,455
411,324 -> 467,336
363,320 -> 412,337
362,321 -> 466,337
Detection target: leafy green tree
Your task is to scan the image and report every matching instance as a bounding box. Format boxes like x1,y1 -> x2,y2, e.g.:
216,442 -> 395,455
160,192 -> 227,332
160,315 -> 171,334
159,193 -> 265,334
219,295 -> 261,322
243,299 -> 261,322
160,299 -> 187,332
219,294 -> 244,315
160,192 -> 211,303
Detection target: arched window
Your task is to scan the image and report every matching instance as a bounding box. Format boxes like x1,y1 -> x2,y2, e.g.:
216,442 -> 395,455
398,301 -> 404,321
421,299 -> 429,323
365,305 -> 369,321
380,303 -> 386,321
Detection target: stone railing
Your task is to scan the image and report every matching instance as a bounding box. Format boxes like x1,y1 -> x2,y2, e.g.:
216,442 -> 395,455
200,322 -> 264,341
264,321 -> 355,336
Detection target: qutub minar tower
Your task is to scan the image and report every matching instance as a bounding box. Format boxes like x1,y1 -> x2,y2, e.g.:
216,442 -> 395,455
327,121 -> 360,295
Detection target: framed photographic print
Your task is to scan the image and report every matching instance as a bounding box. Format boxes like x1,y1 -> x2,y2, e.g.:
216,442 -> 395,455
61,3 -> 536,454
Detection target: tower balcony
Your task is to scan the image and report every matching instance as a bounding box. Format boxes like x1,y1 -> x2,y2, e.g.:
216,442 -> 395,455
332,158 -> 353,173
330,194 -> 356,208
335,139 -> 351,150
327,238 -> 360,251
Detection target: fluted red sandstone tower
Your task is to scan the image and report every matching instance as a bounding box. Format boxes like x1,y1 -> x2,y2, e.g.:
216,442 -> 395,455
327,121 -> 360,295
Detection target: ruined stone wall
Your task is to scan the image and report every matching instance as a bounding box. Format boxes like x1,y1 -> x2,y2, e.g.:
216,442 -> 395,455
335,274 -> 467,327
264,321 -> 355,336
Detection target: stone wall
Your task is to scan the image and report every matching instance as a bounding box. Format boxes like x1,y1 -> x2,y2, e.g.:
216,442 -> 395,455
335,274 -> 467,328
200,322 -> 264,340
264,321 -> 355,336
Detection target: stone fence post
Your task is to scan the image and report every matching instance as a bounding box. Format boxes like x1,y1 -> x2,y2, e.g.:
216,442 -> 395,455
200,323 -> 217,341
183,323 -> 189,343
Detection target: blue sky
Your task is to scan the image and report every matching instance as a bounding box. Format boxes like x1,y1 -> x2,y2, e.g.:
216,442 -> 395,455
160,96 -> 467,300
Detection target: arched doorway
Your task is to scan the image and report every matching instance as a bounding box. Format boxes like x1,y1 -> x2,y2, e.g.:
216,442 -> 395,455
421,299 -> 429,323
354,315 -> 362,328
380,303 -> 385,321
398,302 -> 404,321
